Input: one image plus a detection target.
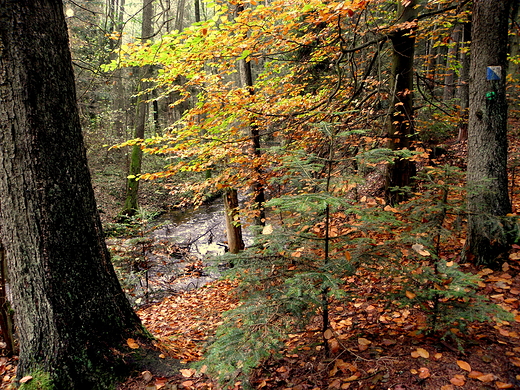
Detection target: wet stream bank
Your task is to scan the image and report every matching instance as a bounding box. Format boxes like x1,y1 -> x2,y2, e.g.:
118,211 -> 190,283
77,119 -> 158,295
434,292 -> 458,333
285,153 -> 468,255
107,200 -> 250,306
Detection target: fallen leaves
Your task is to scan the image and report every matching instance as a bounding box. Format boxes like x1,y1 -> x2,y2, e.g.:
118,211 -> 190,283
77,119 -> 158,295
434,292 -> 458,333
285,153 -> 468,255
411,347 -> 429,358
137,279 -> 239,361
126,338 -> 140,349
450,374 -> 465,387
456,360 -> 471,372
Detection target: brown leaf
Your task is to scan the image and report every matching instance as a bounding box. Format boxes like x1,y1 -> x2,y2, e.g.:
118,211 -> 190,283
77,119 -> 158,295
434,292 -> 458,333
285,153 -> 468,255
469,370 -> 484,379
450,374 -> 465,387
358,337 -> 371,346
456,360 -> 471,372
324,329 -> 334,340
405,291 -> 416,299
329,338 -> 340,354
440,386 -> 454,390
476,373 -> 495,382
418,367 -> 430,379
510,357 -> 520,367
496,382 -> 514,389
416,348 -> 429,358
141,371 -> 153,382
126,338 -> 139,349
19,376 -> 33,384
180,368 -> 195,378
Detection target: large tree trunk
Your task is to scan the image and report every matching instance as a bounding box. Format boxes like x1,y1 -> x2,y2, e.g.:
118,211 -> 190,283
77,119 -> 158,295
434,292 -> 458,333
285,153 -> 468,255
0,2 -> 144,388
466,0 -> 515,267
384,0 -> 418,205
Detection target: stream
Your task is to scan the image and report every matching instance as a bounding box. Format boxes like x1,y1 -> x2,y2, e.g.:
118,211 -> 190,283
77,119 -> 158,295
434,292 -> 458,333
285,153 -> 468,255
107,200 -> 251,306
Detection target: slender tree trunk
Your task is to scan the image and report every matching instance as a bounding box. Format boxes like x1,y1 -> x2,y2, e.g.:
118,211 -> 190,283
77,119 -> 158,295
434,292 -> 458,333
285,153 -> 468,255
442,25 -> 461,103
121,0 -> 154,217
236,3 -> 266,226
456,21 -> 471,142
384,0 -> 418,205
466,0 -> 515,267
0,2 -> 145,388
224,189 -> 245,253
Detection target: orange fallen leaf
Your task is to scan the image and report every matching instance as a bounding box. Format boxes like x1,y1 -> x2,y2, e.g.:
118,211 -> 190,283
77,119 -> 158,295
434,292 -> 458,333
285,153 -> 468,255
358,337 -> 371,346
450,374 -> 465,387
510,357 -> 520,367
418,367 -> 430,379
476,373 -> 495,382
469,370 -> 484,379
496,382 -> 514,389
180,368 -> 195,378
456,360 -> 471,372
126,338 -> 139,349
440,386 -> 454,390
405,291 -> 416,299
416,347 -> 429,358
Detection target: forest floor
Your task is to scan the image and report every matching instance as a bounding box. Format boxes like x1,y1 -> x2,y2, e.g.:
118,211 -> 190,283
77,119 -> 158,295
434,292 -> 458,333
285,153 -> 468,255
1,139 -> 520,389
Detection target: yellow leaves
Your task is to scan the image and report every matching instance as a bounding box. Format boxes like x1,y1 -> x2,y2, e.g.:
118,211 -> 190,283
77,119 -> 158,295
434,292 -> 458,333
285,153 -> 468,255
456,360 -> 471,372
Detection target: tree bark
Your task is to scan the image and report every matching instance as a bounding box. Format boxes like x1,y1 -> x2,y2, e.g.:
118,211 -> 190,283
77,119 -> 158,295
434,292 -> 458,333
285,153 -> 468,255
0,1 -> 144,388
442,25 -> 461,103
466,0 -> 515,267
122,0 -> 154,217
224,189 -> 245,254
384,0 -> 418,205
236,2 -> 266,226
456,21 -> 471,142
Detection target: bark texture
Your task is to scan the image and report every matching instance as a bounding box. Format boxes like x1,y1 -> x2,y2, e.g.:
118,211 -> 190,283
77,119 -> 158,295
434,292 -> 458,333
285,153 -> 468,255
0,1 -> 144,388
385,0 -> 418,204
224,189 -> 245,254
122,0 -> 154,216
466,0 -> 515,266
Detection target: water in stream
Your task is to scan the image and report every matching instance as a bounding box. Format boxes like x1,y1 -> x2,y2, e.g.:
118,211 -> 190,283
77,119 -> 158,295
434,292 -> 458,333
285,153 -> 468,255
108,200 -> 251,306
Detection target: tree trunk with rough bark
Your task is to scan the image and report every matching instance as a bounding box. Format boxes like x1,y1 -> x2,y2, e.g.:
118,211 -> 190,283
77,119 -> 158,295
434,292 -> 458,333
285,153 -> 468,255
224,189 -> 245,254
0,1 -> 145,388
466,0 -> 516,267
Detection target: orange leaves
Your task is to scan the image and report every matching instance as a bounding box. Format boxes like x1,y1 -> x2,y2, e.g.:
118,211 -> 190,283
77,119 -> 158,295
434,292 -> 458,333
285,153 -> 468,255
411,347 -> 429,358
456,360 -> 471,372
449,374 -> 465,387
126,338 -> 140,349
137,279 -> 239,362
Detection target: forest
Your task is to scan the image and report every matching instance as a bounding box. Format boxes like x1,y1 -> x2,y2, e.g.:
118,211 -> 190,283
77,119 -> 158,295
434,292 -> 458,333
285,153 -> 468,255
1,0 -> 520,389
